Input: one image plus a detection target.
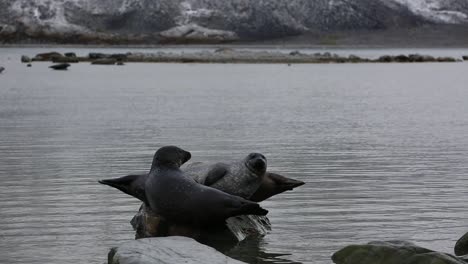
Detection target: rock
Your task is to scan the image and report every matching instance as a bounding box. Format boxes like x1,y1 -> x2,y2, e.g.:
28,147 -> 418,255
437,57 -> 457,62
463,56 -> 468,61
394,55 -> 410,62
21,55 -> 31,63
378,55 -> 394,62
348,55 -> 362,62
159,24 -> 239,44
91,58 -> 117,65
289,51 -> 302,56
130,204 -> 270,243
108,236 -> 246,264
332,240 -> 467,264
64,52 -> 77,58
116,61 -> 125,66
49,63 -> 70,70
110,54 -> 127,61
33,52 -> 63,61
27,64 -> 32,67
214,48 -> 235,53
52,57 -> 79,63
88,53 -> 110,60
455,232 -> 468,256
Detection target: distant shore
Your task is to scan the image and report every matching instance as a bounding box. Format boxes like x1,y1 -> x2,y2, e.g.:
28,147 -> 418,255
2,25 -> 468,49
22,49 -> 467,65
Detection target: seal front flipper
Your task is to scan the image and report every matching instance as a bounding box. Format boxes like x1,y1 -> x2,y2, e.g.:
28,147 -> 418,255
249,172 -> 305,202
204,164 -> 228,186
99,174 -> 149,205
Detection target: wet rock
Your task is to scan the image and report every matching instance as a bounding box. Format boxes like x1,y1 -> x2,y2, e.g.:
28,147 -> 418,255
108,236 -> 245,264
455,232 -> 468,256
159,24 -> 239,44
21,55 -> 31,63
332,240 -> 467,264
131,204 -> 270,243
33,52 -> 63,61
91,58 -> 117,65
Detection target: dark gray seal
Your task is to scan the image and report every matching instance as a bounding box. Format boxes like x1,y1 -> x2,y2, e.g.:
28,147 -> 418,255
102,146 -> 268,226
49,63 -> 70,70
183,153 -> 267,199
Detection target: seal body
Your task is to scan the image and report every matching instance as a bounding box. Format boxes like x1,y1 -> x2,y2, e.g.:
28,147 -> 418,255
184,153 -> 267,199
144,146 -> 268,226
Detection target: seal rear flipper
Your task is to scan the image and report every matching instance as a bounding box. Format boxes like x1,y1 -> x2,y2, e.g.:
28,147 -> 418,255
99,174 -> 149,205
249,172 -> 305,202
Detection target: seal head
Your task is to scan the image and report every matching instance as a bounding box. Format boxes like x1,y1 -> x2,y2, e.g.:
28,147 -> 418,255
151,145 -> 191,170
244,153 -> 267,176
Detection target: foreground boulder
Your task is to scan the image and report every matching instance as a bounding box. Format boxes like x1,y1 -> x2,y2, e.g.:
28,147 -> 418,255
131,204 -> 270,244
108,236 -> 245,264
456,232 -> 468,256
332,241 -> 466,264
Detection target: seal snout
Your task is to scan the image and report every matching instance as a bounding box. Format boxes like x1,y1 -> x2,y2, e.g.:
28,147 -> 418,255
245,153 -> 267,175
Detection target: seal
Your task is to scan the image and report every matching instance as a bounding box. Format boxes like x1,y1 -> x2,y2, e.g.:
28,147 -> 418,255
183,153 -> 267,199
145,146 -> 268,226
99,153 -> 304,203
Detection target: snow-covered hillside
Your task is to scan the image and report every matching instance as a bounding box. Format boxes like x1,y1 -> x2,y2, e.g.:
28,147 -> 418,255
0,0 -> 467,42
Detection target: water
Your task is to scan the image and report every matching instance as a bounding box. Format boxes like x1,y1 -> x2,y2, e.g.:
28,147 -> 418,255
1,47 -> 468,264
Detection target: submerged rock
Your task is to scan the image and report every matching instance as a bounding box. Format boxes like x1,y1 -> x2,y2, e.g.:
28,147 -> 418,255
455,232 -> 468,256
108,236 -> 245,264
0,66 -> 4,73
332,240 -> 467,264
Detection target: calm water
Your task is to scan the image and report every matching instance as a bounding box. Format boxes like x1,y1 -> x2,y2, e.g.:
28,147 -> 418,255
1,48 -> 468,264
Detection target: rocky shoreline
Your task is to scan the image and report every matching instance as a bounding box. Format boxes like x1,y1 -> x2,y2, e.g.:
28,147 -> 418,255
22,49 -> 467,65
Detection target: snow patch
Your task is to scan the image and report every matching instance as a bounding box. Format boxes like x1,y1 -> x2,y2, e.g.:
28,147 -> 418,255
392,0 -> 468,23
11,0 -> 86,31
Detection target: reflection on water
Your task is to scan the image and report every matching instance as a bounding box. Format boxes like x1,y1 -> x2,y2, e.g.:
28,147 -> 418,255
1,48 -> 468,264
